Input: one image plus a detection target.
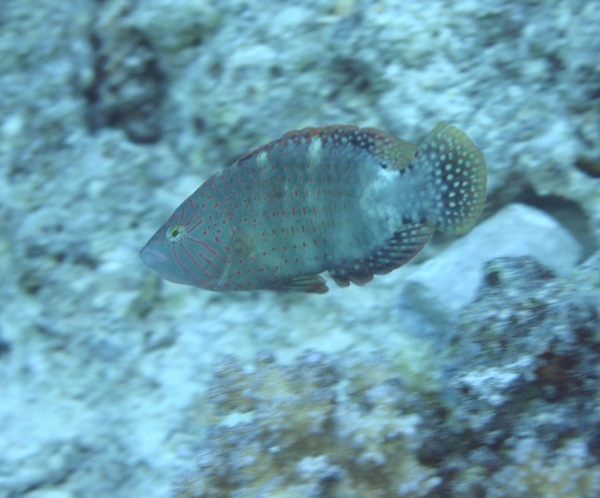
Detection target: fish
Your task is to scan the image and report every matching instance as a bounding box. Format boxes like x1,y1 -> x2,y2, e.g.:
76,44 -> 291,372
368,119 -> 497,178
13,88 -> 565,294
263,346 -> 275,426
140,122 -> 487,293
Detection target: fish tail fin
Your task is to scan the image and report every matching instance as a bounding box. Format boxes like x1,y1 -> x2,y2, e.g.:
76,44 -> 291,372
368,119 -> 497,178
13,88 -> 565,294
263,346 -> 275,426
411,122 -> 487,235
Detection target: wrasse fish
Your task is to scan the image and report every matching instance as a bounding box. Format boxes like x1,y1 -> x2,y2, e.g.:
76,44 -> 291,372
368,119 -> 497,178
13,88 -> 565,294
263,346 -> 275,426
140,123 -> 486,293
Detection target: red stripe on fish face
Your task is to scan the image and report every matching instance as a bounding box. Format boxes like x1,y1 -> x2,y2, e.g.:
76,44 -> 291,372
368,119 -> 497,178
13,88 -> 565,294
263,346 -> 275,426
197,250 -> 221,272
180,243 -> 216,279
184,212 -> 197,224
186,237 -> 227,262
187,219 -> 204,232
171,244 -> 211,286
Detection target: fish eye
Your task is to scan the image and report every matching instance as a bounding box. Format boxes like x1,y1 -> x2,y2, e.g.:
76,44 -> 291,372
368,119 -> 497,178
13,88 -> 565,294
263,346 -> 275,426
166,224 -> 187,242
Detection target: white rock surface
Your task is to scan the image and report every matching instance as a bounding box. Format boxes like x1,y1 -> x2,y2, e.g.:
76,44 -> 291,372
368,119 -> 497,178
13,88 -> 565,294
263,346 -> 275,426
400,203 -> 583,324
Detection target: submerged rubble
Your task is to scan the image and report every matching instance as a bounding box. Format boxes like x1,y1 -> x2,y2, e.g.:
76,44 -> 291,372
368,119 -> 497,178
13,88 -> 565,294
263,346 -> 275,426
176,350 -> 440,497
176,256 -> 600,497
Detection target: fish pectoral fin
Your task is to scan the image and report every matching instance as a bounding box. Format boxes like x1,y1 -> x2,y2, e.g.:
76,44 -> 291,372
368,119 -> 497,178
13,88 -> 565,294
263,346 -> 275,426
329,223 -> 434,287
267,274 -> 329,294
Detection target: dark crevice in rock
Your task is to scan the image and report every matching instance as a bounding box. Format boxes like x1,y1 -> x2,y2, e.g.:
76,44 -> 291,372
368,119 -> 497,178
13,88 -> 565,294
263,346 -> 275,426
84,24 -> 167,144
515,187 -> 598,259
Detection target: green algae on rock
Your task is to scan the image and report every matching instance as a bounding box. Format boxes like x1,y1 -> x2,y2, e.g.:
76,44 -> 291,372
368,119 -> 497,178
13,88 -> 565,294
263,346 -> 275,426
174,256 -> 600,497
175,350 -> 441,497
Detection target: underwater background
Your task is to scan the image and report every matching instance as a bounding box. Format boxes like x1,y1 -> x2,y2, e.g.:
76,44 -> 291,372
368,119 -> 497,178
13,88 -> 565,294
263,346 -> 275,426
1,0 -> 600,496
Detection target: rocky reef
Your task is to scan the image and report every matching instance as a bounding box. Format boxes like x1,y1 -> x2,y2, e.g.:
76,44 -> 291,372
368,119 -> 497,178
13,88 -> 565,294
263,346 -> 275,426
175,256 -> 600,497
175,349 -> 441,497
1,0 -> 600,496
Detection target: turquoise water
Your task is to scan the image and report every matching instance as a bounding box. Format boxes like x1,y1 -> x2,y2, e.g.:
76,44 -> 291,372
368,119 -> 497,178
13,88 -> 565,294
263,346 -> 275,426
1,1 -> 599,496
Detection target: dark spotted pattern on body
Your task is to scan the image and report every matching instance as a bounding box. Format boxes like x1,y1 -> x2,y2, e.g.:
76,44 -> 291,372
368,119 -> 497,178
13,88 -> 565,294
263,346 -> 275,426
141,123 -> 487,293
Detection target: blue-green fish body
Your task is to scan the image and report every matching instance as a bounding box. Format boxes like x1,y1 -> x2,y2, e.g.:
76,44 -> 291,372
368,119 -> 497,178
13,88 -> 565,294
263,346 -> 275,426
141,123 -> 486,293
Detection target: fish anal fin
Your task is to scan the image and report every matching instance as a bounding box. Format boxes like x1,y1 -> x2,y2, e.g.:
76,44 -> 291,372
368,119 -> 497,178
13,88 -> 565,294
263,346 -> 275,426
268,274 -> 329,294
281,125 -> 359,142
329,224 -> 433,287
331,274 -> 351,288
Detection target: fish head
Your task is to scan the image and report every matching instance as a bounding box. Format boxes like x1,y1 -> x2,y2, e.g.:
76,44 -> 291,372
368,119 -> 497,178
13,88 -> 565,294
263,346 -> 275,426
140,201 -> 229,290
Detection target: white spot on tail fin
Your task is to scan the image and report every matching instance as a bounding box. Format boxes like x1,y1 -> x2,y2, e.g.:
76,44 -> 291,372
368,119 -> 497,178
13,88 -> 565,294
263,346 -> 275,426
412,123 -> 487,234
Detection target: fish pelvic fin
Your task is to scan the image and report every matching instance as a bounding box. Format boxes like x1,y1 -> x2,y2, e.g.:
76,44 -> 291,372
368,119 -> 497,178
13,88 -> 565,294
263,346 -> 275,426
411,122 -> 487,235
267,274 -> 329,294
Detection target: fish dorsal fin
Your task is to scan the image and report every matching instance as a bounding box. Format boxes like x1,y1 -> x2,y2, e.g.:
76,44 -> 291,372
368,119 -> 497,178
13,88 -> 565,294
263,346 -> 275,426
267,274 -> 329,294
304,126 -> 418,171
329,223 -> 433,287
281,125 -> 359,142
243,126 -> 417,172
235,126 -> 361,165
356,127 -> 418,171
281,126 -> 418,171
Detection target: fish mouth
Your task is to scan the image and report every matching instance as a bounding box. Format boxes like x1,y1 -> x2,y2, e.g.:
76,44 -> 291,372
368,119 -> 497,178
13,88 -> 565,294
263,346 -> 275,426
140,244 -> 168,269
139,244 -> 192,285
140,242 -> 224,288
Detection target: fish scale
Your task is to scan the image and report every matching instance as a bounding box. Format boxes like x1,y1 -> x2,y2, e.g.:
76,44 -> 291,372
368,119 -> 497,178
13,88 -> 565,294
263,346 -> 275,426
141,122 -> 487,293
